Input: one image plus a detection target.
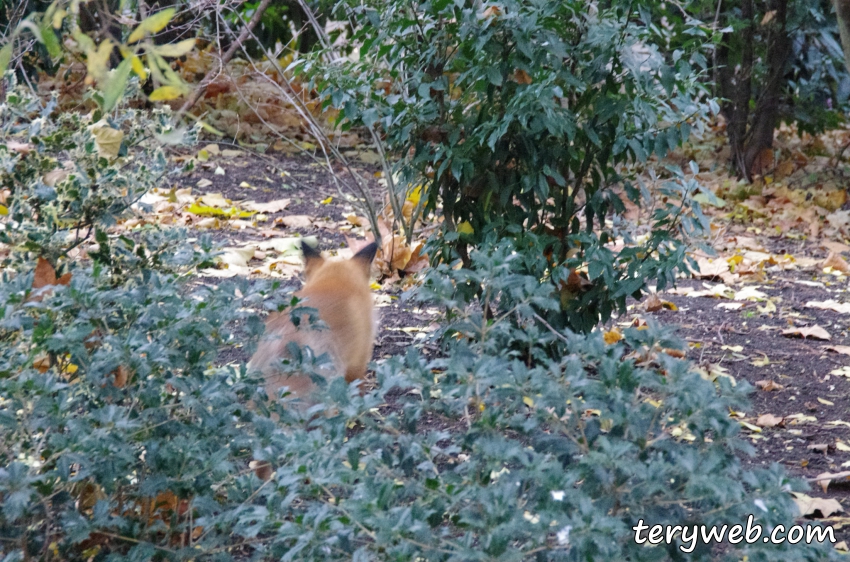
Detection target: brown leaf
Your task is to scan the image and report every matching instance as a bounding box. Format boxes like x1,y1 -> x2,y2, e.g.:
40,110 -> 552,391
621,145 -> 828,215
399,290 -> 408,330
815,471 -> 850,493
782,325 -> 831,341
806,300 -> 850,314
822,252 -> 850,273
755,379 -> 784,391
511,69 -> 533,84
403,242 -> 429,274
824,345 -> 850,356
33,353 -> 52,373
662,348 -> 686,359
276,215 -> 313,229
566,269 -> 592,292
243,198 -> 290,213
792,492 -> 844,518
112,365 -> 130,388
249,459 -> 273,481
822,241 -> 850,254
644,293 -> 663,312
30,257 -> 72,302
756,413 -> 784,427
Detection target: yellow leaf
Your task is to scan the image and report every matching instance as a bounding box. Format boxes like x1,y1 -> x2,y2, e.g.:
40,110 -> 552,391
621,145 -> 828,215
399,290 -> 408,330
819,398 -> 835,406
603,328 -> 623,344
86,39 -> 114,82
151,38 -> 195,57
457,221 -> 474,235
129,54 -> 146,80
522,396 -> 534,408
407,185 -> 423,206
148,85 -> 183,101
186,202 -> 253,219
52,8 -> 67,29
320,196 -> 333,205
197,149 -> 210,162
739,421 -> 762,433
128,8 -> 176,44
0,205 -> 7,216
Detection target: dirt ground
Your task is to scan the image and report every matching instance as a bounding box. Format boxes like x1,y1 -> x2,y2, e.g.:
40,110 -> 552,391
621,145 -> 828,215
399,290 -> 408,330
170,147 -> 850,543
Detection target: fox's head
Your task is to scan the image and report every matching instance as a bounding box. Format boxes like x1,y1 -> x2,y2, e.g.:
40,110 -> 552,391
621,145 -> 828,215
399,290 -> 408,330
301,241 -> 378,286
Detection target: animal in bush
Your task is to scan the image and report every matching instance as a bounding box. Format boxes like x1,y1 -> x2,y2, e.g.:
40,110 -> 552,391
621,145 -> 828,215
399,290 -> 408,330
250,240 -> 378,402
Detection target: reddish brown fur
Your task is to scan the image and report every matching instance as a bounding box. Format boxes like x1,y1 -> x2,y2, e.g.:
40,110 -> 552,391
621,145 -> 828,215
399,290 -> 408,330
249,242 -> 377,402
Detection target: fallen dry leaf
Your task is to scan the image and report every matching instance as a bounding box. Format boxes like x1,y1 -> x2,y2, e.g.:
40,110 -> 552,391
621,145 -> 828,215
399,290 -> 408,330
755,379 -> 784,391
756,413 -> 784,427
5,140 -> 34,154
815,471 -> 850,493
808,443 -> 829,454
276,215 -> 313,229
806,300 -> 850,314
824,345 -> 850,356
822,241 -> 850,254
644,293 -> 663,312
823,252 -> 850,273
782,325 -> 831,341
243,198 -> 290,213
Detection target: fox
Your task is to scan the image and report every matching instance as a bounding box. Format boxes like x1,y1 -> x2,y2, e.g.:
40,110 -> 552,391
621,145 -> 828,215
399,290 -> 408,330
249,240 -> 378,403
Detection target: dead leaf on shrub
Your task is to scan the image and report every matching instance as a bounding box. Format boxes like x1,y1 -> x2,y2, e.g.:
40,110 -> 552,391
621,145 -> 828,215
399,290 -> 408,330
5,140 -> 34,154
112,365 -> 130,388
30,257 -> 72,302
782,325 -> 831,341
603,328 -> 623,345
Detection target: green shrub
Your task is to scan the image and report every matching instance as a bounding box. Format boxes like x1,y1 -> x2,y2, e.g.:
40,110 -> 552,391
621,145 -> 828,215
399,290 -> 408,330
301,0 -> 715,332
0,82 -> 189,272
0,233 -> 838,560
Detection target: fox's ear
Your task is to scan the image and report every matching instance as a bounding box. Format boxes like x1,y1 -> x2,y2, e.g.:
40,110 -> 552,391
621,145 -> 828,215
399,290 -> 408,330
351,242 -> 378,274
302,241 -> 324,278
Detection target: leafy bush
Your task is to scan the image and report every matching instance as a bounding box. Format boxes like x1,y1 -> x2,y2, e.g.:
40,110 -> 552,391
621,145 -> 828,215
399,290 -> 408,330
0,83 -> 191,272
301,0 -> 715,332
0,230 -> 838,560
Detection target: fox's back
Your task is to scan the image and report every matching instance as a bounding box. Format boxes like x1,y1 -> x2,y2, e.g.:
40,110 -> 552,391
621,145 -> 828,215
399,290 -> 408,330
250,242 -> 377,401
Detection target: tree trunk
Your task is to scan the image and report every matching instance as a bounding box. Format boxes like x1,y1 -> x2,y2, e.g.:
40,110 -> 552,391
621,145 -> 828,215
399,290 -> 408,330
834,0 -> 850,75
716,0 -> 754,178
742,0 -> 790,179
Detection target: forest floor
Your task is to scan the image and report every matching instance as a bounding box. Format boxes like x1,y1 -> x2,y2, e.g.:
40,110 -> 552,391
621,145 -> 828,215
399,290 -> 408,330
132,132 -> 850,547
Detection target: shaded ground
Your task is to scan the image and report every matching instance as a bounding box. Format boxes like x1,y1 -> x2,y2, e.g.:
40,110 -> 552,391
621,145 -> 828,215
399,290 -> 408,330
168,146 -> 850,544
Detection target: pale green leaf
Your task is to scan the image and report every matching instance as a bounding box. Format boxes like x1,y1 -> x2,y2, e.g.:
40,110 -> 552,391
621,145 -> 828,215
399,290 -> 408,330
100,57 -> 132,112
0,42 -> 13,75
